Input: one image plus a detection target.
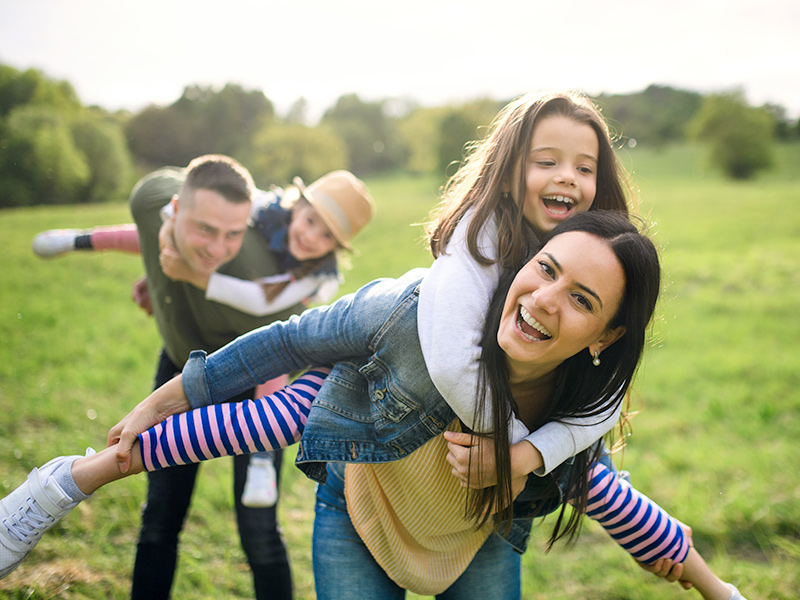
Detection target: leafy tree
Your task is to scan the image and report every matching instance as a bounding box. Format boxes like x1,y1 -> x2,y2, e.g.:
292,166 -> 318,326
438,109 -> 477,177
595,85 -> 703,146
397,105 -> 448,175
321,94 -> 406,174
0,105 -> 90,207
0,63 -> 134,207
125,104 -> 196,167
689,90 -> 775,179
125,84 -> 274,168
286,97 -> 310,125
435,99 -> 504,178
0,64 -> 81,118
763,103 -> 797,141
243,123 -> 347,188
71,111 -> 133,202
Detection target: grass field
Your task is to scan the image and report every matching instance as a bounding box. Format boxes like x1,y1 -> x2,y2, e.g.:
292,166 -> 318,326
1,143 -> 798,599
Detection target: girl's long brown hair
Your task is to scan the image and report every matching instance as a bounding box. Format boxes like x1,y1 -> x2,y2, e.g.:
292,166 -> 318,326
427,92 -> 633,268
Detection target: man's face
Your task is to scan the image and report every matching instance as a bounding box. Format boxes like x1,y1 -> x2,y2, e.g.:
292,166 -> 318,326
171,188 -> 251,277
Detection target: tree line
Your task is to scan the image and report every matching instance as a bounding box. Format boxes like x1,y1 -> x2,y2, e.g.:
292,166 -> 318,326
1,63 -> 796,208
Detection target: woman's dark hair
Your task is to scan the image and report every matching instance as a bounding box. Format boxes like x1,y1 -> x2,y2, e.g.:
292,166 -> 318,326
468,210 -> 661,547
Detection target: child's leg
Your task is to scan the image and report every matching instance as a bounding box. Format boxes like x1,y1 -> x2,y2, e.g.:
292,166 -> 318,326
32,225 -> 140,258
585,463 -> 743,600
0,368 -> 328,579
70,443 -> 145,495
86,225 -> 140,253
138,368 -> 329,471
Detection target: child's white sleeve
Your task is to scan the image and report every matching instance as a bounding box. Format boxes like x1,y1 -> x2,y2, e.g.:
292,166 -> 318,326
309,275 -> 341,305
206,271 -> 328,316
418,214 -> 530,438
524,401 -> 621,475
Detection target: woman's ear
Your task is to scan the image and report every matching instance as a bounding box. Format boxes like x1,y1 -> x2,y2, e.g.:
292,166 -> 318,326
589,326 -> 626,359
170,194 -> 180,215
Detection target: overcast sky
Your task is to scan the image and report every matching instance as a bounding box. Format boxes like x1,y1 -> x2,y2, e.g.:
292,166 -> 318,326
2,0 -> 798,121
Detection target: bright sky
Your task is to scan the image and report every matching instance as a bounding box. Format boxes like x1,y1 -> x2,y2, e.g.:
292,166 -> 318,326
1,0 -> 799,121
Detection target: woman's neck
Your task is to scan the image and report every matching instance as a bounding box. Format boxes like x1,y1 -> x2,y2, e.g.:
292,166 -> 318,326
509,369 -> 557,431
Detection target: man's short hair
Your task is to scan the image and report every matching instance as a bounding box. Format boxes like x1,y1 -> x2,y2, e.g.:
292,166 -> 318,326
180,155 -> 254,205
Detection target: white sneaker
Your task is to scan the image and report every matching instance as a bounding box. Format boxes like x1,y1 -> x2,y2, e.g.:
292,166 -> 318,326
0,456 -> 83,578
32,229 -> 80,258
241,456 -> 278,508
727,584 -> 748,600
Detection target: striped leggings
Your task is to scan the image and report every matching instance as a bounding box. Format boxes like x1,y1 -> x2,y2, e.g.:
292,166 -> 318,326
137,367 -> 689,566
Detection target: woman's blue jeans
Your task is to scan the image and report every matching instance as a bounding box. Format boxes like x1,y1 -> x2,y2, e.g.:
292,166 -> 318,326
312,463 -> 521,600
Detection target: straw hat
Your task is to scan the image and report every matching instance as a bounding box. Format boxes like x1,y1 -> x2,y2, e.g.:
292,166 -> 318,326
290,170 -> 376,250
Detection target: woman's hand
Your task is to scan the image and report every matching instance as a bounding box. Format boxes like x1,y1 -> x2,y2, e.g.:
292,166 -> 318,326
107,375 -> 191,473
445,431 -> 543,489
636,520 -> 694,589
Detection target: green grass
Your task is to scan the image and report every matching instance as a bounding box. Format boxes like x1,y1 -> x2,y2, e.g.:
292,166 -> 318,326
1,145 -> 799,598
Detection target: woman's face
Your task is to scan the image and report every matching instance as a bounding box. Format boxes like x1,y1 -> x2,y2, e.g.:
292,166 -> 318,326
519,115 -> 599,237
497,231 -> 626,382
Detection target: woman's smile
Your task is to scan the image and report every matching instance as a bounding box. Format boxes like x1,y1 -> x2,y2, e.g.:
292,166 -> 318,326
516,305 -> 552,341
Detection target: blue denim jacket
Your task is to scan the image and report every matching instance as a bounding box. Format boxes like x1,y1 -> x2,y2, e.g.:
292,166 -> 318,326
182,269 -> 570,552
183,269 -> 455,470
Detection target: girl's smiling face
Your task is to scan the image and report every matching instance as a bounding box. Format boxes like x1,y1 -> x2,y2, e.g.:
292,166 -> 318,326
520,115 -> 599,237
287,202 -> 339,261
497,230 -> 626,383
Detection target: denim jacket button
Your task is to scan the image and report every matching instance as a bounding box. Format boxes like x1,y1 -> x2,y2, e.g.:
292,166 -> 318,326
374,389 -> 385,400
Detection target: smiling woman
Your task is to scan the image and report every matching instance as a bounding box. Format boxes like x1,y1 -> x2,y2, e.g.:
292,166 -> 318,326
498,230 -> 627,384
1,211 -> 745,599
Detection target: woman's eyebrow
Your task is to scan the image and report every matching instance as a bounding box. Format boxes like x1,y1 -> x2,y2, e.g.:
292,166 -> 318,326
543,252 -> 603,308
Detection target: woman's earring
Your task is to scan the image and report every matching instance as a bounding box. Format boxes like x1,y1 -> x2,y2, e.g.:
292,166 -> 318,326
501,191 -> 511,201
592,351 -> 601,367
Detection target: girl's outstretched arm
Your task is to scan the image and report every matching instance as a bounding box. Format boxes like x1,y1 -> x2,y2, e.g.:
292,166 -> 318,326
203,272 -> 337,316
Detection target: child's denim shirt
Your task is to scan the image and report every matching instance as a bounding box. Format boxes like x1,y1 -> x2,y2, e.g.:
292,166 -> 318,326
182,268 -> 563,553
182,269 -> 454,471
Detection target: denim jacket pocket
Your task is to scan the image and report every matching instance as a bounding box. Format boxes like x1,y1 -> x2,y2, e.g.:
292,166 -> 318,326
358,358 -> 416,424
310,360 -> 414,428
